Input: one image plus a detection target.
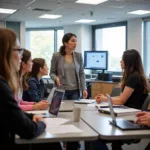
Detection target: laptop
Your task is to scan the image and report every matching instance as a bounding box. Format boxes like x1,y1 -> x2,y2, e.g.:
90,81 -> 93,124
106,94 -> 150,130
41,88 -> 65,117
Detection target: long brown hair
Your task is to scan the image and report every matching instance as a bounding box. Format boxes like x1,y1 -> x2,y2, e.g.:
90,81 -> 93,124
28,58 -> 45,78
59,33 -> 76,55
19,49 -> 31,89
0,28 -> 18,94
121,49 -> 149,93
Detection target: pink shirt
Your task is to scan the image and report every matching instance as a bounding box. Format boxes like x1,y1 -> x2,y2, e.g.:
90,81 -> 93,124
15,88 -> 34,111
19,100 -> 34,111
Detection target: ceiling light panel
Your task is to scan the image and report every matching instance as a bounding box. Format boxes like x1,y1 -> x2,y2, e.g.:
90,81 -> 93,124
128,10 -> 150,15
0,8 -> 17,14
75,0 -> 108,5
39,14 -> 62,19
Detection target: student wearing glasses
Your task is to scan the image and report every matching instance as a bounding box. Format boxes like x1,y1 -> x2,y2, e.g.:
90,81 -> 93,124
0,28 -> 62,150
16,49 -> 48,111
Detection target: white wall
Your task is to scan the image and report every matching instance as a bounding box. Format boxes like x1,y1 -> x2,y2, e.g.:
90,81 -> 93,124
127,18 -> 143,56
20,22 -> 26,48
0,21 -> 5,28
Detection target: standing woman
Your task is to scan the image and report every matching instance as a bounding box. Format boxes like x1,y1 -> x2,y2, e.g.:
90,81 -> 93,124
17,49 -> 48,110
50,32 -> 88,100
0,28 -> 46,149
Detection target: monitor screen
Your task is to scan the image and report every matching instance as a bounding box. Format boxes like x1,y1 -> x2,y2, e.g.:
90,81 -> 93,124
84,51 -> 108,70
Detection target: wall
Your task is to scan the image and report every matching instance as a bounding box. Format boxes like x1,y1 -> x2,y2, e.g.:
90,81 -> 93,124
127,18 -> 143,56
0,21 -> 5,28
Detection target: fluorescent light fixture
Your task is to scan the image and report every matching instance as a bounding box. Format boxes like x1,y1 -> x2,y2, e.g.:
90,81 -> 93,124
128,10 -> 150,15
75,0 -> 108,5
75,19 -> 96,23
0,8 -> 17,14
39,14 -> 62,19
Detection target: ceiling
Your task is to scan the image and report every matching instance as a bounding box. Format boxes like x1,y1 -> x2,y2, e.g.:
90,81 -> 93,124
0,0 -> 150,28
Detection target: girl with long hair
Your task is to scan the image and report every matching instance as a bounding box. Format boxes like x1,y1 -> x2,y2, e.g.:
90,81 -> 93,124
96,49 -> 149,109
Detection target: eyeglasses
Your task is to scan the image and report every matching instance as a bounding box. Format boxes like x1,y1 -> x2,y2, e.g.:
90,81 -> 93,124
13,48 -> 24,56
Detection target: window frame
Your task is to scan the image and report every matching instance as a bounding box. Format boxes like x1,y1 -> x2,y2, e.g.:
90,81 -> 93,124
26,27 -> 63,52
92,21 -> 128,75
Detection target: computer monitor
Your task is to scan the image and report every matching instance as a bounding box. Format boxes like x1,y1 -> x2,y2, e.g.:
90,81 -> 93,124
84,51 -> 108,72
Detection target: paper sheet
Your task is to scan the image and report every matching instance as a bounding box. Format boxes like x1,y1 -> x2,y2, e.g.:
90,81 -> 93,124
74,99 -> 96,104
46,124 -> 83,134
26,110 -> 48,114
96,102 -> 121,108
44,118 -> 69,128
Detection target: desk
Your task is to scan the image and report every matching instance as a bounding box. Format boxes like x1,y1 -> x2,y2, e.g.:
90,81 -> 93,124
81,111 -> 150,140
61,100 -> 98,112
16,112 -> 98,144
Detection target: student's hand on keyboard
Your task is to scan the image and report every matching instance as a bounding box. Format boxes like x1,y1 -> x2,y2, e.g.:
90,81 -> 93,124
135,111 -> 150,127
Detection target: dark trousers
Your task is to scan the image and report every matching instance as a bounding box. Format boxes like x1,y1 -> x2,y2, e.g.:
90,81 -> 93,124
63,89 -> 80,100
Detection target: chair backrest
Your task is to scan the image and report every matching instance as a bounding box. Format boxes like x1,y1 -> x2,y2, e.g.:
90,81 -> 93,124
141,93 -> 150,111
110,87 -> 122,97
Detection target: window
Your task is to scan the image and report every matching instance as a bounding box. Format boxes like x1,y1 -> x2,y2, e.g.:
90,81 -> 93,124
26,29 -> 64,75
93,22 -> 127,73
143,20 -> 150,76
57,30 -> 64,51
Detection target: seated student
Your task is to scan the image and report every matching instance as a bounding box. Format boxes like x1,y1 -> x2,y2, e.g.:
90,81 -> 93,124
95,49 -> 150,150
95,49 -> 149,109
23,58 -> 49,102
136,111 -> 150,150
17,49 -> 48,111
0,28 -> 61,150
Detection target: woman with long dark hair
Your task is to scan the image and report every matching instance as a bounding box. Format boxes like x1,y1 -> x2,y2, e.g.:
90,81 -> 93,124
50,32 -> 88,100
96,49 -> 149,109
23,58 -> 49,102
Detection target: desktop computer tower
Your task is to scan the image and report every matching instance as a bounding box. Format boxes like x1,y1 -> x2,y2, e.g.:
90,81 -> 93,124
97,73 -> 113,81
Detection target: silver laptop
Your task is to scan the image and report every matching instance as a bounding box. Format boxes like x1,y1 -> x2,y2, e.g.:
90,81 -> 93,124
106,94 -> 150,130
42,88 -> 65,117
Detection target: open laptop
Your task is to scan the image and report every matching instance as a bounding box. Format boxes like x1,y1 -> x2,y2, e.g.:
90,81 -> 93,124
106,94 -> 150,130
41,88 -> 65,117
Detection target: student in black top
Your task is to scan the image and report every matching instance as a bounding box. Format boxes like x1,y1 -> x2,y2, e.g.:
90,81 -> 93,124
94,49 -> 149,150
95,49 -> 149,109
0,28 -> 61,150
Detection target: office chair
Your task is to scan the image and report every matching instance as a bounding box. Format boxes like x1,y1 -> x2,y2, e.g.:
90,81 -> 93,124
110,87 -> 122,97
141,93 -> 150,111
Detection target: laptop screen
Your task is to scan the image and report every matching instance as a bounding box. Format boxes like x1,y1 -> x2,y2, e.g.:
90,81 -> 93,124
106,94 -> 116,123
48,89 -> 65,116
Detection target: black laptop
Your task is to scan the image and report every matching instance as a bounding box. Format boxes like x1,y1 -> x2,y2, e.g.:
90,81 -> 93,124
106,94 -> 150,130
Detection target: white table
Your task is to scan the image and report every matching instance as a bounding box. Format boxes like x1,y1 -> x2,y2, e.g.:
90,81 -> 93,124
81,111 -> 150,140
16,112 -> 98,144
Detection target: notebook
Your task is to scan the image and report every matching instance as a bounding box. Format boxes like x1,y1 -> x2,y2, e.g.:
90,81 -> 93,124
74,99 -> 96,104
106,94 -> 150,130
98,99 -> 140,117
